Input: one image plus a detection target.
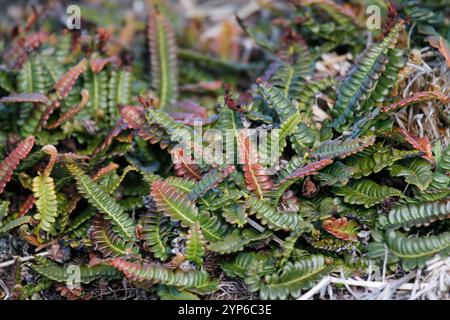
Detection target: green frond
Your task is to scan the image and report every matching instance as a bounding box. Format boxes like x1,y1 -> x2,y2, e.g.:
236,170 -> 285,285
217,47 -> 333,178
33,175 -> 58,234
245,255 -> 334,300
157,285 -> 200,300
208,228 -> 272,254
32,258 -> 119,284
110,258 -> 218,294
186,221 -> 206,266
389,158 -> 433,191
247,196 -> 301,231
66,162 -> 136,241
384,230 -> 450,271
380,199 -> 450,230
333,179 -> 403,208
148,9 -> 178,108
141,211 -> 172,261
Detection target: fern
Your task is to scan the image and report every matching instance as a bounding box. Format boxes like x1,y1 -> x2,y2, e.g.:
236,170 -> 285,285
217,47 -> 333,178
380,199 -> 450,230
208,228 -> 272,254
0,136 -> 35,194
384,230 -> 450,270
148,9 -> 178,108
32,175 -> 58,234
311,136 -> 376,160
221,202 -> 247,227
245,255 -> 334,300
331,22 -> 404,130
0,216 -> 32,235
151,180 -> 198,228
90,215 -> 139,257
247,196 -> 301,231
389,158 -> 433,191
333,179 -> 403,208
141,210 -> 172,261
32,258 -> 119,284
109,258 -> 218,294
108,69 -> 132,123
221,252 -> 276,278
186,221 -> 206,266
157,285 -> 199,300
66,162 -> 136,241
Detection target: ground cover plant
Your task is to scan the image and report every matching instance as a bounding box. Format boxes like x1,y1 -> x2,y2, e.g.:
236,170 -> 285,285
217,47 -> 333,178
0,0 -> 449,300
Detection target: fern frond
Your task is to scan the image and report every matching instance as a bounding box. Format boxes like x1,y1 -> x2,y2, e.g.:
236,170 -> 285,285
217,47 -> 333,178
381,91 -> 449,113
239,132 -> 274,199
0,216 -> 32,235
141,210 -> 171,261
32,258 -> 119,284
90,215 -> 139,257
54,58 -> 87,98
109,258 -> 217,294
345,144 -> 420,178
186,221 -> 206,266
33,175 -> 58,234
157,285 -> 199,300
311,136 -> 375,160
278,159 -> 333,185
322,217 -> 359,241
221,252 -> 276,278
66,163 -> 136,241
247,196 -> 301,231
221,203 -> 247,228
331,22 -> 404,130
108,69 -> 132,122
0,92 -> 49,104
389,158 -> 433,191
208,228 -> 271,254
148,9 -> 178,108
333,179 -> 403,208
384,230 -> 450,270
380,199 -> 450,230
151,180 -> 198,227
0,136 -> 35,194
245,255 -> 334,300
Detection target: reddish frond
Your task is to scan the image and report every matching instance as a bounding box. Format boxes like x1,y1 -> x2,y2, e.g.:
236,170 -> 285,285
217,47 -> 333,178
278,159 -> 333,185
90,56 -> 120,73
120,105 -> 147,129
0,93 -> 49,105
23,31 -> 49,50
381,91 -> 450,113
55,285 -> 86,300
90,215 -> 134,258
18,194 -> 35,217
41,145 -> 58,176
172,148 -> 203,181
120,105 -> 169,147
165,253 -> 187,270
239,131 -> 273,198
322,217 -> 359,242
54,58 -> 88,98
150,180 -> 198,227
24,5 -> 39,31
170,99 -> 208,121
46,89 -> 89,129
92,163 -> 120,181
0,136 -> 35,194
398,128 -> 434,163
425,36 -> 450,67
92,120 -> 125,157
